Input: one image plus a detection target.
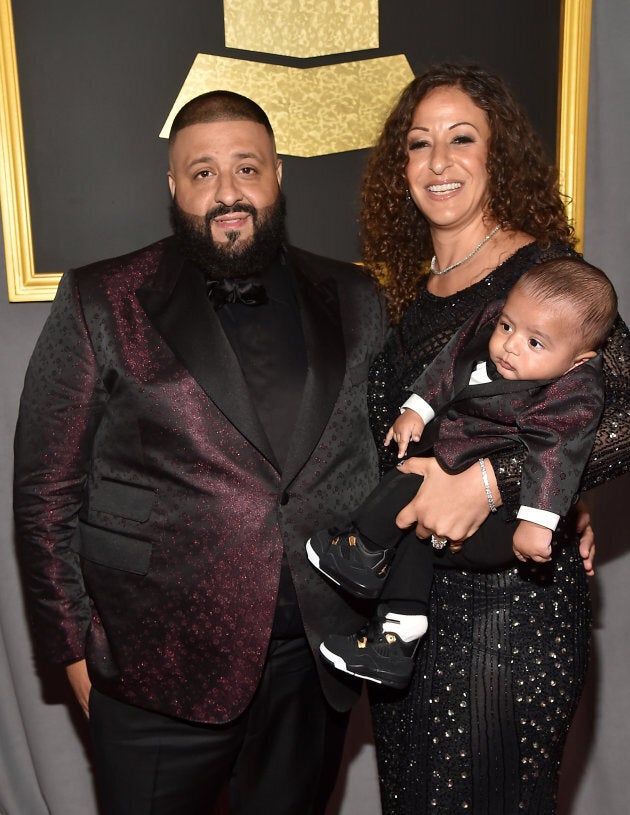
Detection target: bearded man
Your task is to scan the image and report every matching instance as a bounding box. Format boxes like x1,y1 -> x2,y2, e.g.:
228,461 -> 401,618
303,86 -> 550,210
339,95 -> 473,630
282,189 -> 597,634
14,91 -> 385,815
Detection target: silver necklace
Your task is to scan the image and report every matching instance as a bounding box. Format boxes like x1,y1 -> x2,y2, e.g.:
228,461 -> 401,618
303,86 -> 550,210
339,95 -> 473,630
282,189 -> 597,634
430,224 -> 501,276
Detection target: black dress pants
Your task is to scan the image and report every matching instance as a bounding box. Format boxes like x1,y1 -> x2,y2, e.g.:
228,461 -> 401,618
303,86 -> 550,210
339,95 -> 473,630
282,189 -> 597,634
353,467 -> 518,612
89,637 -> 348,815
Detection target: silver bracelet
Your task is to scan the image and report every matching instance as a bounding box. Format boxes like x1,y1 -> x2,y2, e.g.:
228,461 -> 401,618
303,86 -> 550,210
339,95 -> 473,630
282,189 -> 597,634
478,458 -> 498,513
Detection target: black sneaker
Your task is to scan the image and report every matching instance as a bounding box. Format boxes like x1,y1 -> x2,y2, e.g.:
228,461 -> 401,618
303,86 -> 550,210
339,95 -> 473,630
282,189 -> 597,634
305,528 -> 393,599
319,613 -> 419,689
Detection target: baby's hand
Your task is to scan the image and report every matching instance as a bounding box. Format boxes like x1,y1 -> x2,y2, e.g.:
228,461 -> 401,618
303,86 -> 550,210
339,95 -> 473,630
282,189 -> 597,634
384,409 -> 425,459
512,520 -> 553,563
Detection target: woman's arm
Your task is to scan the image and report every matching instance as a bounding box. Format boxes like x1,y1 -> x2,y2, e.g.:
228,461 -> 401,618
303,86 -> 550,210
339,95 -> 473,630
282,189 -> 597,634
395,456 -> 500,543
396,457 -> 596,573
582,317 -> 630,490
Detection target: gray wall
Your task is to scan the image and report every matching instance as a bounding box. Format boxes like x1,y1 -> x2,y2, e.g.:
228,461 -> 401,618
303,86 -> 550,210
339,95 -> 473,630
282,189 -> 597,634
0,258 -> 97,813
556,3 -> 630,813
1,2 -> 629,813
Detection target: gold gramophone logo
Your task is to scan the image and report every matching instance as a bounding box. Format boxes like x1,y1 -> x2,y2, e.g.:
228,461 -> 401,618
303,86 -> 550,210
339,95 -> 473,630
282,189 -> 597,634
160,0 -> 413,157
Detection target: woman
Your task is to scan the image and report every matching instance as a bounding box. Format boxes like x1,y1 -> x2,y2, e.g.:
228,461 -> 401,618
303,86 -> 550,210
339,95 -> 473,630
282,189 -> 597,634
362,64 -> 630,814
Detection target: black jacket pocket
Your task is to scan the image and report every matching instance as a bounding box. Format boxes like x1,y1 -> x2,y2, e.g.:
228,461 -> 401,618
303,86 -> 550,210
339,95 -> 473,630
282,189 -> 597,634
79,522 -> 151,575
88,479 -> 155,523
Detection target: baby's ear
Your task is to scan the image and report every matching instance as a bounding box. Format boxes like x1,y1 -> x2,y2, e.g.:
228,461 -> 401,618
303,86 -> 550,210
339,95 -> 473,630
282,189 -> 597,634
572,350 -> 598,368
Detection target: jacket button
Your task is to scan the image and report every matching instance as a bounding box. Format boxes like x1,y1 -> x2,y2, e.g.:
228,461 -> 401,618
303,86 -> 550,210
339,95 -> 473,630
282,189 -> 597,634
446,409 -> 459,420
279,491 -> 289,505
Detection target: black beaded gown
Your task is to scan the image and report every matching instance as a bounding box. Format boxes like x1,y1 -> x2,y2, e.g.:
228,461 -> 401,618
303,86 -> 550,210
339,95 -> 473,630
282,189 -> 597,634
367,243 -> 630,815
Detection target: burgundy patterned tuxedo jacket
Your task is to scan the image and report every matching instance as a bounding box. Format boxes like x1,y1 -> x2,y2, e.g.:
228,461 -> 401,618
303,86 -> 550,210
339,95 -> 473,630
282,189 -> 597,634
412,300 -> 604,519
14,238 -> 386,724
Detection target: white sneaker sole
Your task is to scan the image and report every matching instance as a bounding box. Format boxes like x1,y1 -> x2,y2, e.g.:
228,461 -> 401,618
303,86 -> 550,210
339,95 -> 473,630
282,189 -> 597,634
305,539 -> 341,587
319,642 -> 383,684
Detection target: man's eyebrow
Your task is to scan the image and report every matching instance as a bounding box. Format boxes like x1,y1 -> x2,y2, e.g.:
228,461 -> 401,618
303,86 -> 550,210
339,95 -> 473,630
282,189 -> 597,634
185,151 -> 261,169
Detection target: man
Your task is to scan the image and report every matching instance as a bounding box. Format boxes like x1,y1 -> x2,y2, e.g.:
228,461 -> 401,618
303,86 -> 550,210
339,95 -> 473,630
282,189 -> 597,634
14,91 -> 385,814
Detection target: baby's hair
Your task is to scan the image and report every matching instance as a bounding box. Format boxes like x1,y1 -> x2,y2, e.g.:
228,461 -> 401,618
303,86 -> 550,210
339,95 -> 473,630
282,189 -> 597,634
514,258 -> 618,350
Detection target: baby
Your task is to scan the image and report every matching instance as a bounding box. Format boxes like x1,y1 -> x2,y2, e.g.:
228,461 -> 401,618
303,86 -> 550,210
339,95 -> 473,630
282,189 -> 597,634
307,258 -> 617,688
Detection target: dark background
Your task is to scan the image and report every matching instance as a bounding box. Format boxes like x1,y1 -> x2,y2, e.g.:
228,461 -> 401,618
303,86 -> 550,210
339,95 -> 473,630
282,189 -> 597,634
13,0 -> 560,271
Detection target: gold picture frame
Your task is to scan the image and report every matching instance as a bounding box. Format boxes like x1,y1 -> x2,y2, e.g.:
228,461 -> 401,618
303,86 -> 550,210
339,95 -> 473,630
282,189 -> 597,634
557,0 -> 592,251
1,0 -> 592,302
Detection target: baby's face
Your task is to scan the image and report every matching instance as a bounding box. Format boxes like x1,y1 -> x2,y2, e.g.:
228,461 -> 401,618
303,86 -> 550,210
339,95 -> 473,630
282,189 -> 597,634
488,289 -> 595,381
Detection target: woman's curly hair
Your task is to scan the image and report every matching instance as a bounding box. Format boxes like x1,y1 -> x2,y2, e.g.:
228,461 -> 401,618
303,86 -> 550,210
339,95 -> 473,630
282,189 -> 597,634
360,63 -> 576,322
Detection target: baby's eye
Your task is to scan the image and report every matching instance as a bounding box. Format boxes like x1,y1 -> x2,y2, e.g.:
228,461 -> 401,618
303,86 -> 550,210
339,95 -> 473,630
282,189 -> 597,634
528,338 -> 543,350
500,321 -> 512,333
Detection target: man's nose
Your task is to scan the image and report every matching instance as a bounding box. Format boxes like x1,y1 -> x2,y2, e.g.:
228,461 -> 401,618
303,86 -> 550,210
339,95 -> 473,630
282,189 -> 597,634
215,175 -> 242,206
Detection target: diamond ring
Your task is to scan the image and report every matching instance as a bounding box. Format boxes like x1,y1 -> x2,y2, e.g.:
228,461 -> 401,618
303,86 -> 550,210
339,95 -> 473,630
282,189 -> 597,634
431,534 -> 449,550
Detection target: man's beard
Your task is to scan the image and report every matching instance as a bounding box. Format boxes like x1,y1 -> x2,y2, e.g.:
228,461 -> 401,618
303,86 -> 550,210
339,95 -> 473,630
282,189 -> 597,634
170,193 -> 287,280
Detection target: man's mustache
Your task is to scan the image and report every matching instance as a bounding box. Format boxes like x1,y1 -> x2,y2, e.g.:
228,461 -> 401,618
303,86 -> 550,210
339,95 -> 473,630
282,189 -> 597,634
204,203 -> 258,228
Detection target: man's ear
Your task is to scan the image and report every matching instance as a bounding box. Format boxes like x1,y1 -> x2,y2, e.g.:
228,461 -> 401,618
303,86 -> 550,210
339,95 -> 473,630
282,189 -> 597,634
276,158 -> 283,187
167,171 -> 176,199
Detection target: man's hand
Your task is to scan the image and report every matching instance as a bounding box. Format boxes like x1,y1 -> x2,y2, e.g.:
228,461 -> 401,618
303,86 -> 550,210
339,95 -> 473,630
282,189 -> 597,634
384,409 -> 425,459
65,659 -> 91,718
395,456 -> 500,544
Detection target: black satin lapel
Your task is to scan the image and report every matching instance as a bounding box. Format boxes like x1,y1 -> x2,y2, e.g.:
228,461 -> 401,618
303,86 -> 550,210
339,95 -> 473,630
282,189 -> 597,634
452,329 -> 491,392
281,271 -> 345,488
137,253 -> 278,466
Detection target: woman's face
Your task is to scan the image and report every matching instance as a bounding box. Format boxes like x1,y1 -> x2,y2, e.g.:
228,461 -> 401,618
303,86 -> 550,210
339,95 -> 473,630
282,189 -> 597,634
405,86 -> 491,232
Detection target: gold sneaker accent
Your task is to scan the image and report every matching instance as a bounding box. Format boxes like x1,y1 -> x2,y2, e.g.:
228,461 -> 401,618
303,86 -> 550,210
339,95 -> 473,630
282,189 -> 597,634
358,636 -> 368,649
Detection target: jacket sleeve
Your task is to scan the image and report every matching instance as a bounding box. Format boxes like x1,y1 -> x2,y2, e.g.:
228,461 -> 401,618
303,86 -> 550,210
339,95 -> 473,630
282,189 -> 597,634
13,270 -> 108,663
516,358 -> 604,518
492,315 -> 630,511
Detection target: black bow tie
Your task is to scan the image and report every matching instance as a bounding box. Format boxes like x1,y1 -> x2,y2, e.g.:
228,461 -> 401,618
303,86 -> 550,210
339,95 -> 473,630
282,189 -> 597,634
205,276 -> 268,309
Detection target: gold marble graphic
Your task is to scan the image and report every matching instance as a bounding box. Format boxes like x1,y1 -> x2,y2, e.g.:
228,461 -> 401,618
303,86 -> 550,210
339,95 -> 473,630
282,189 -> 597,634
160,54 -> 413,157
224,0 -> 379,58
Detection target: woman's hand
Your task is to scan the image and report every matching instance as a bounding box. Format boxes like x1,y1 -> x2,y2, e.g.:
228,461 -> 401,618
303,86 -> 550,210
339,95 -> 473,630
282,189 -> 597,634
575,499 -> 595,575
65,659 -> 91,718
395,456 -> 499,544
